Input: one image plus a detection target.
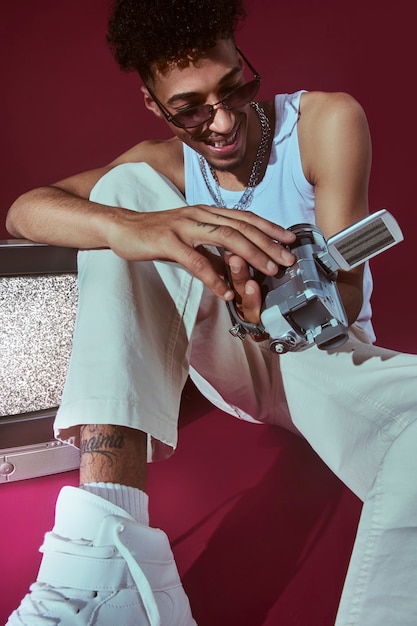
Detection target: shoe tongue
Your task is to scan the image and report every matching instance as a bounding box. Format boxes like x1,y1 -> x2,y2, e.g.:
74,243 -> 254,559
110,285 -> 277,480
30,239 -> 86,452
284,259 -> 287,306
53,486 -> 134,541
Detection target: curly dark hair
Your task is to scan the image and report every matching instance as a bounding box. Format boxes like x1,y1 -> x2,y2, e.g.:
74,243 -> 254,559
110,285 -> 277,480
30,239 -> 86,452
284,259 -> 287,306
107,0 -> 246,80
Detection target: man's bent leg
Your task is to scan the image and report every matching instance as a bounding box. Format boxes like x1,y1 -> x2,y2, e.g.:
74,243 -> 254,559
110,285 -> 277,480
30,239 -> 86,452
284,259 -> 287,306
7,165 -> 201,625
191,310 -> 417,625
55,163 -> 204,460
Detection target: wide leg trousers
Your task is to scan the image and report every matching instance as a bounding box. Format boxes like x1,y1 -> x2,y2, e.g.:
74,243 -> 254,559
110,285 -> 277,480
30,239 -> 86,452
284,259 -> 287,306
56,163 -> 417,625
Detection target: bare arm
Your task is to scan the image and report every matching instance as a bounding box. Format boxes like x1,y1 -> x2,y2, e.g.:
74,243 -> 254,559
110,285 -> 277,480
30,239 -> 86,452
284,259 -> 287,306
299,91 -> 372,324
7,168 -> 114,248
5,138 -> 182,247
229,91 -> 372,328
6,138 -> 296,300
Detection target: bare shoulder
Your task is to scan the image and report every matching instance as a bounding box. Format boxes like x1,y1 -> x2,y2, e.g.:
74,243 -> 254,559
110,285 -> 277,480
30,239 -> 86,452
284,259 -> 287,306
298,91 -> 371,184
111,137 -> 185,191
299,90 -> 367,125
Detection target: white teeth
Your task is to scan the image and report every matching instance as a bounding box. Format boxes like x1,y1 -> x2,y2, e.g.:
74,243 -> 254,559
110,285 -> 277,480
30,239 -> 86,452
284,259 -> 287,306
208,130 -> 238,148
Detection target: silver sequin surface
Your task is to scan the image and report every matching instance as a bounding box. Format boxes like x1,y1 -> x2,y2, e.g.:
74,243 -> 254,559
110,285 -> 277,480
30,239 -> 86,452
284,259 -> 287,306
0,274 -> 78,416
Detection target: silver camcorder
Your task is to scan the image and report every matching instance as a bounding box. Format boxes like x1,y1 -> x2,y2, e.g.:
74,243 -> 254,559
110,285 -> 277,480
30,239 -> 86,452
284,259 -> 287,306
227,209 -> 403,354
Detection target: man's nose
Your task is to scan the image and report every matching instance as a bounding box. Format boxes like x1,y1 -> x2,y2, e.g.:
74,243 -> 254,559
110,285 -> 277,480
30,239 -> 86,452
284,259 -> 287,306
207,103 -> 235,134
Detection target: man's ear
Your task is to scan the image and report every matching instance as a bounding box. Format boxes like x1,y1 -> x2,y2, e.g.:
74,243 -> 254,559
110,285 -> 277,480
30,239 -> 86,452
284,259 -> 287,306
141,86 -> 164,119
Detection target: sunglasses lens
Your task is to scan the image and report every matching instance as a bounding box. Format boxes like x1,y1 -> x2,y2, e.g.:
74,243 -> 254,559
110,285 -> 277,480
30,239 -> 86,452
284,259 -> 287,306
223,79 -> 260,109
173,105 -> 213,128
171,78 -> 261,128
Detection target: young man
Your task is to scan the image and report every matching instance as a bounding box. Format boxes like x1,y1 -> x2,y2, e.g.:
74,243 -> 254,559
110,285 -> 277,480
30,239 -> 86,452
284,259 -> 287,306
6,0 -> 417,624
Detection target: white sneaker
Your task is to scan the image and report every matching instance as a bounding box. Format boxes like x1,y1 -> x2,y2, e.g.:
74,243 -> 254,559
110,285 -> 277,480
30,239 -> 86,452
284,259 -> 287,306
6,486 -> 197,626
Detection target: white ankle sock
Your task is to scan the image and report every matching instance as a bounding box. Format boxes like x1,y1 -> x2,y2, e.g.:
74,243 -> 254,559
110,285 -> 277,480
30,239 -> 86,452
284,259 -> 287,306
81,482 -> 149,526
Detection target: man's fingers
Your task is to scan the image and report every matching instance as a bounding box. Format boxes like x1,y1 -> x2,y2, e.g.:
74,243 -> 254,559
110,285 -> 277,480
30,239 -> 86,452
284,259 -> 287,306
227,254 -> 250,290
226,255 -> 262,324
241,279 -> 262,324
195,245 -> 226,276
177,243 -> 234,300
204,205 -> 295,243
190,207 -> 295,272
109,205 -> 295,301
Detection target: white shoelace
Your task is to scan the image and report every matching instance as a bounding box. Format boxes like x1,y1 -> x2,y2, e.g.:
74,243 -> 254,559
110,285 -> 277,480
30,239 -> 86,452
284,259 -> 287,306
113,522 -> 160,626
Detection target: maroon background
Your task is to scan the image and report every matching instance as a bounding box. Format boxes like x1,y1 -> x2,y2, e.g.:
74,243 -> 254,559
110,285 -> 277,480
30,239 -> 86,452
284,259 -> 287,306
1,0 -> 416,351
1,1 -> 416,624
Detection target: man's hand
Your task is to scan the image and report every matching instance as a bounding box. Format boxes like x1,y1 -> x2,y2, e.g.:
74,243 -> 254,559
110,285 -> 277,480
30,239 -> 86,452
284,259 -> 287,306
224,253 -> 264,324
104,204 -> 296,301
224,252 -> 285,342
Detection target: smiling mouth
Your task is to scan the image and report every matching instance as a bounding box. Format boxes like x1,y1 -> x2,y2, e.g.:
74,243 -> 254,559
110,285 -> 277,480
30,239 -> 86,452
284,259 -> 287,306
204,128 -> 239,148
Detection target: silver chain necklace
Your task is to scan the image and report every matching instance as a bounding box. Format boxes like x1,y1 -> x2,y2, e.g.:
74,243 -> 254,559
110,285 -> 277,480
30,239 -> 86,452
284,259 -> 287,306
198,101 -> 271,211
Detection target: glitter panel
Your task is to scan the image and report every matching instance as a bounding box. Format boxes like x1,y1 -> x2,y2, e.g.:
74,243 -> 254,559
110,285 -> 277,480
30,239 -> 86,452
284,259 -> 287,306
0,274 -> 78,416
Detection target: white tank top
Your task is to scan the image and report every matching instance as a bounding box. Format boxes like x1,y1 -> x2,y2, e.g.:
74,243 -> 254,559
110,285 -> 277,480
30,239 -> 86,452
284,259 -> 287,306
183,90 -> 375,341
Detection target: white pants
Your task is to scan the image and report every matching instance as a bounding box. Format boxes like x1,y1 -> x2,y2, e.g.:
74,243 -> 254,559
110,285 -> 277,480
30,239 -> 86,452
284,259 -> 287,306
56,163 -> 417,626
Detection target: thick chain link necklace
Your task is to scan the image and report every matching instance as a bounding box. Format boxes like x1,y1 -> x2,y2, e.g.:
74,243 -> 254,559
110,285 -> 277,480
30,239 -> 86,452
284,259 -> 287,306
198,101 -> 271,211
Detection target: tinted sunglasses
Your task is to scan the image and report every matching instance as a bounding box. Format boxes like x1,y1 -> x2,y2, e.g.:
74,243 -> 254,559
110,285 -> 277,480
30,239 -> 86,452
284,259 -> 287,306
146,48 -> 261,129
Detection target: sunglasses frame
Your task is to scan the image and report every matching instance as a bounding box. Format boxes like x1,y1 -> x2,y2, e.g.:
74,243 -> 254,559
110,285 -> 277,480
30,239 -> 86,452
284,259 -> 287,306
145,48 -> 261,129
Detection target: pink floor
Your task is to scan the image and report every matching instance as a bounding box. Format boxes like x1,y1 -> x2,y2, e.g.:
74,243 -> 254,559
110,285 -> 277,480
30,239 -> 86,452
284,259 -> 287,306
0,381 -> 362,625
